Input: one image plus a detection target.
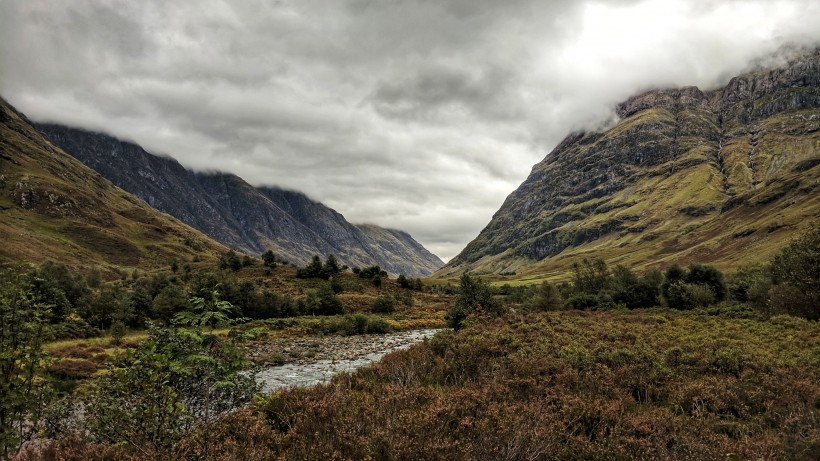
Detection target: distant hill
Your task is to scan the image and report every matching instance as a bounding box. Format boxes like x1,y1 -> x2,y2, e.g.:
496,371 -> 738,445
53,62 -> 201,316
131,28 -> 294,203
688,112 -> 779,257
36,124 -> 444,276
0,97 -> 227,271
438,49 -> 820,280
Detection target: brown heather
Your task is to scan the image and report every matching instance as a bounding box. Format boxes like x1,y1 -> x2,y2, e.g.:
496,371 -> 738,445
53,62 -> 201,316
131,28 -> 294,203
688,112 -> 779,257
18,309 -> 819,460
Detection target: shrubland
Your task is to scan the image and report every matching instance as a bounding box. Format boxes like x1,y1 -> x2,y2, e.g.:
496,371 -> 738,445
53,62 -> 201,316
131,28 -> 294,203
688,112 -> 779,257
5,227 -> 819,459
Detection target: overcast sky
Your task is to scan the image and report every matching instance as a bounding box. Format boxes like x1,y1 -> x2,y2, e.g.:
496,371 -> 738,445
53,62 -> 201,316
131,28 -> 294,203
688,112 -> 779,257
1,0 -> 819,261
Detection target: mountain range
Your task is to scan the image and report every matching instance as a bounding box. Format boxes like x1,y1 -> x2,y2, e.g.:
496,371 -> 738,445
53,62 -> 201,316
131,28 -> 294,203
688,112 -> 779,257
0,97 -> 227,271
438,49 -> 820,280
35,124 -> 443,276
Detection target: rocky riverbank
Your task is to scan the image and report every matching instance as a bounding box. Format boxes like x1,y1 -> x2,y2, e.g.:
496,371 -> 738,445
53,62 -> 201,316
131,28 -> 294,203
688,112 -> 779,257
253,329 -> 442,393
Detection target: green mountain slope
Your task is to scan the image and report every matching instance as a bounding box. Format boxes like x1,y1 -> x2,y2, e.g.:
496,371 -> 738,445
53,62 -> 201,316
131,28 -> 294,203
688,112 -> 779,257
438,50 -> 820,281
0,97 -> 227,271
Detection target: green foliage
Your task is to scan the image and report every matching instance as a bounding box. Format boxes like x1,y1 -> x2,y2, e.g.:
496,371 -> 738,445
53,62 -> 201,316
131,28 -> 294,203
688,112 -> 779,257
173,292 -> 236,329
109,320 -> 126,346
339,314 -> 392,335
397,274 -> 409,289
662,264 -> 726,310
218,250 -> 242,272
571,257 -> 611,295
684,264 -> 727,302
530,282 -> 562,311
446,273 -> 501,330
84,325 -> 257,457
768,225 -> 820,319
302,283 -> 345,316
357,265 -> 387,279
151,284 -> 190,325
78,284 -> 133,330
726,265 -> 769,306
296,254 -> 343,280
371,295 -> 396,313
612,266 -> 662,308
0,271 -> 53,458
261,249 -> 278,268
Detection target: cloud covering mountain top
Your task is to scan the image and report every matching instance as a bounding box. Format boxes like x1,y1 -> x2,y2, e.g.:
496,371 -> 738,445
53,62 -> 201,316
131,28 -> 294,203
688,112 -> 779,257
2,0 -> 819,260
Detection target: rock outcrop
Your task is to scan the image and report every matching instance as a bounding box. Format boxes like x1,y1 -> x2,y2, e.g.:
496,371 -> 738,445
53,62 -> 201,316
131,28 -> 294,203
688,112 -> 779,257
439,49 -> 820,278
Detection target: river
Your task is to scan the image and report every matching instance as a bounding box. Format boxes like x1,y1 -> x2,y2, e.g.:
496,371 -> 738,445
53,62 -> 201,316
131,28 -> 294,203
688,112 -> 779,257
255,329 -> 442,393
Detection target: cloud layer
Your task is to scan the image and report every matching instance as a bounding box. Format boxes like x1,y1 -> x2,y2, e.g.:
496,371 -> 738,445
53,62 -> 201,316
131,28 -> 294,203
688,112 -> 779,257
2,0 -> 819,260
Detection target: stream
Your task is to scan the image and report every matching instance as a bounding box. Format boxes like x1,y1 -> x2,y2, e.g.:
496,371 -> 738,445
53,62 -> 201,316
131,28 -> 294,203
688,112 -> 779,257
255,329 -> 442,393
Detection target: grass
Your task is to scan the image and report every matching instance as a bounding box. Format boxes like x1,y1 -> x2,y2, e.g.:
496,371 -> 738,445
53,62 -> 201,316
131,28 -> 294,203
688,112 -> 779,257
83,308 -> 817,460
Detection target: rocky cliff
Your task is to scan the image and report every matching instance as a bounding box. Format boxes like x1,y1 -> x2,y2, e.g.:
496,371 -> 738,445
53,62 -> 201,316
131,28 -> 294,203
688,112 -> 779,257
439,49 -> 820,279
36,124 -> 444,276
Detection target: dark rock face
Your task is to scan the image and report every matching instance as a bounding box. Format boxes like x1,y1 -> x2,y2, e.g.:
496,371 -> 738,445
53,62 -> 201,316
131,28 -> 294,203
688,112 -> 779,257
443,49 -> 820,275
36,124 -> 443,276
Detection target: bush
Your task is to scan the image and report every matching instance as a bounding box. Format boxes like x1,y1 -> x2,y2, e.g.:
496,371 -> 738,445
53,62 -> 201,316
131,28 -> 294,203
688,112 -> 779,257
571,257 -> 611,295
685,264 -> 726,302
665,281 -> 715,310
371,295 -> 396,313
530,282 -> 562,311
563,293 -> 601,310
50,318 -> 101,341
446,273 -> 501,330
313,314 -> 394,336
768,226 -> 820,319
48,359 -> 99,381
219,250 -> 242,272
302,284 -> 345,316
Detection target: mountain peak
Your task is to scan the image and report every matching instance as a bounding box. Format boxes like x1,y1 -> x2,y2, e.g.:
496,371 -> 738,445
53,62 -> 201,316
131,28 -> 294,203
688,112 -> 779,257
35,124 -> 444,276
438,49 -> 820,279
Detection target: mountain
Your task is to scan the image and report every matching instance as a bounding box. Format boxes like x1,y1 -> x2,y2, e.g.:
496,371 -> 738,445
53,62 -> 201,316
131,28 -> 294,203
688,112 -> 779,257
438,49 -> 820,279
0,97 -> 227,271
36,124 -> 444,276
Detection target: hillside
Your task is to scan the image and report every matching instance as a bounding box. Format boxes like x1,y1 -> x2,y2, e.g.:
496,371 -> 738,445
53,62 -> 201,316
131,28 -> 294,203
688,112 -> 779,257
0,97 -> 227,271
36,124 -> 444,276
439,49 -> 820,280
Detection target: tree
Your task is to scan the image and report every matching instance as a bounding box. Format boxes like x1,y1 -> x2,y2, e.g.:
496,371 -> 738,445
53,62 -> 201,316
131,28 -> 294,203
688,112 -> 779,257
612,266 -> 662,309
85,325 -> 257,457
79,284 -> 133,330
0,271 -> 53,458
685,264 -> 726,302
296,255 -> 324,279
446,273 -> 501,330
571,257 -> 611,295
110,320 -> 127,346
151,284 -> 190,325
219,250 -> 242,272
531,282 -> 563,311
372,295 -> 396,313
312,284 -> 345,316
768,226 -> 820,319
261,250 -> 278,268
397,275 -> 410,289
322,254 -> 341,278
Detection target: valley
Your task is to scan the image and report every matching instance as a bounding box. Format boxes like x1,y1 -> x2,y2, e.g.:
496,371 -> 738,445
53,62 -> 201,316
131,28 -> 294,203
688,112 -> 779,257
1,35 -> 819,461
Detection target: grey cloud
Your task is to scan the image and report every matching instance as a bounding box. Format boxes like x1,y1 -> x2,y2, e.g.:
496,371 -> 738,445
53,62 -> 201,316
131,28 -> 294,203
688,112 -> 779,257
2,0 -> 820,260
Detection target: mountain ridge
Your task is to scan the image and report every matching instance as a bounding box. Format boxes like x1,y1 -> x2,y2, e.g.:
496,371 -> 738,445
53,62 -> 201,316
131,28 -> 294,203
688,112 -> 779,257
438,49 -> 820,279
36,123 -> 444,276
0,96 -> 229,271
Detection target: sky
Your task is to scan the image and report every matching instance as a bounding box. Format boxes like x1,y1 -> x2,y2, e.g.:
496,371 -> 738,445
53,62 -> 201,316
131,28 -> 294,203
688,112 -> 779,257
1,1 -> 819,261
